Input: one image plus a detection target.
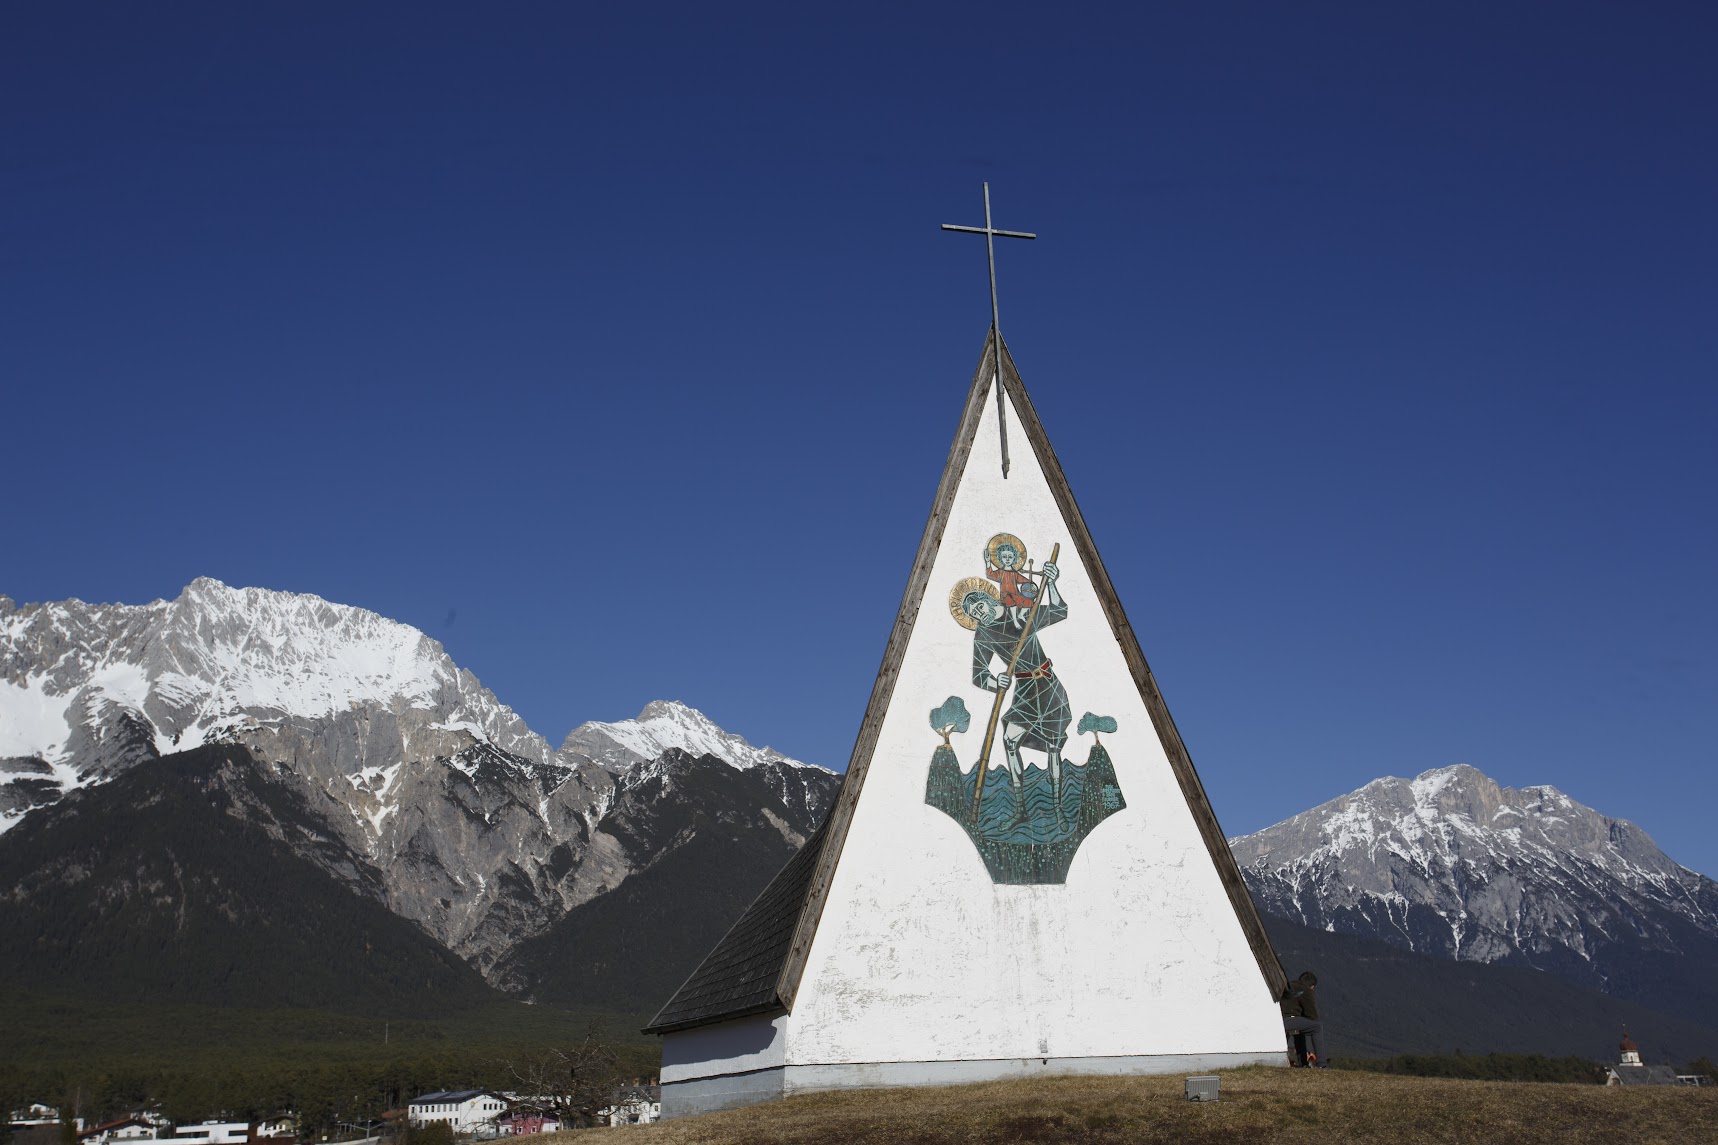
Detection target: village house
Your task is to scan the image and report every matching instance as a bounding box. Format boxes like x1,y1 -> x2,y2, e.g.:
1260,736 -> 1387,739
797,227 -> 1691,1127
162,1123 -> 245,1144
70,1112 -> 292,1145
8,1104 -> 78,1131
78,1116 -> 163,1144
490,1112 -> 559,1136
599,1083 -> 661,1127
406,1092 -> 507,1135
18,1111 -> 290,1145
158,1121 -> 292,1144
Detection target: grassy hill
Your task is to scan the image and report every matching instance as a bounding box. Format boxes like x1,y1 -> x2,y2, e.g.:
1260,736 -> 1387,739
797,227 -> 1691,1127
558,1068 -> 1716,1144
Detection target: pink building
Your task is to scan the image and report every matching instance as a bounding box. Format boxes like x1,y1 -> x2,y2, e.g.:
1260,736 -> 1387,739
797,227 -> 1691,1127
494,1115 -> 558,1136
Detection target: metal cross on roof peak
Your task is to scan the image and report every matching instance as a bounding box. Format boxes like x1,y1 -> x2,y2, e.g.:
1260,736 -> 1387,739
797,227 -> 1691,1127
943,183 -> 1036,478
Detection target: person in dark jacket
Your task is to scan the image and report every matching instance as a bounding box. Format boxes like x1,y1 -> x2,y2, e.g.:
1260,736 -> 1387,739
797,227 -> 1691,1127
1280,971 -> 1326,1067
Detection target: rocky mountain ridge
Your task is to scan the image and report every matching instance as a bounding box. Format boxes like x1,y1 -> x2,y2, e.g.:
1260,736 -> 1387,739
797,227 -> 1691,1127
0,580 -> 837,975
7,580 -> 1716,1042
1231,763 -> 1718,1024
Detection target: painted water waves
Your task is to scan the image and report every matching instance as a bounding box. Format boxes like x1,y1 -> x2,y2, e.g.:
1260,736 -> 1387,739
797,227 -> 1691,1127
926,740 -> 1125,883
924,532 -> 1126,884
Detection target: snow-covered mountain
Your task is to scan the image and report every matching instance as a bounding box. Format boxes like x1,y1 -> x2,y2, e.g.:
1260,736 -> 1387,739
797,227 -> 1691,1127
562,699 -> 816,774
1231,764 -> 1718,1024
0,580 -> 838,975
1,578 -> 552,821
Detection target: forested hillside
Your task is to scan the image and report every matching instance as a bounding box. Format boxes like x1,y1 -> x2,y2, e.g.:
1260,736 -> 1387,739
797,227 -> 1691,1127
0,990 -> 655,1132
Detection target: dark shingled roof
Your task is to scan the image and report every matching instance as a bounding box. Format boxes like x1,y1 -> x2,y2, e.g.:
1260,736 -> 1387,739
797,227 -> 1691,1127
643,818 -> 830,1034
1609,1064 -> 1682,1086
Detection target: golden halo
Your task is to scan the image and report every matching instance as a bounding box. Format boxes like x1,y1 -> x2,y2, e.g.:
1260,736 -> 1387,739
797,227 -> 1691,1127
987,532 -> 1028,570
948,577 -> 1000,631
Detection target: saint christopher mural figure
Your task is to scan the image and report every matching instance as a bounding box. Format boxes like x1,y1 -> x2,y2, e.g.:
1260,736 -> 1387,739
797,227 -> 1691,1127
925,532 -> 1126,884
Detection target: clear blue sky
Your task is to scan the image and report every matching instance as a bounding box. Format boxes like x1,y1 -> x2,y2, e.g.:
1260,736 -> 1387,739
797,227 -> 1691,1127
4,4 -> 1715,874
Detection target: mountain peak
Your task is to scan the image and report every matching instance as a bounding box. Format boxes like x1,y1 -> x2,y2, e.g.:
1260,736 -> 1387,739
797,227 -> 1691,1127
175,577 -> 338,621
1404,763 -> 1506,818
637,699 -> 699,722
1230,760 -> 1718,991
560,701 -> 826,775
1410,762 -> 1488,790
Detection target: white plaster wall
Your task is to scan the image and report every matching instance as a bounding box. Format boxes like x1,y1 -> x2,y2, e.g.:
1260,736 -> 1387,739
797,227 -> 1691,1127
786,384 -> 1285,1066
660,1013 -> 788,1082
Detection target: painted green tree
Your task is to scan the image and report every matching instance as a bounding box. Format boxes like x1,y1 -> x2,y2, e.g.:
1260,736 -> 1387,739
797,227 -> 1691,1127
930,697 -> 971,746
1077,712 -> 1117,745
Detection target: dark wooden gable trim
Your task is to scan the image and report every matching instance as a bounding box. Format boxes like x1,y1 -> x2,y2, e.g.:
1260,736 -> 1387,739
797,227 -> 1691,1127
992,338 -> 1288,1000
768,329 -> 1286,1012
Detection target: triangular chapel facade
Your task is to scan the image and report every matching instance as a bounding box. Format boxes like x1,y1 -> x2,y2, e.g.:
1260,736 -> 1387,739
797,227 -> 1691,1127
644,334 -> 1289,1117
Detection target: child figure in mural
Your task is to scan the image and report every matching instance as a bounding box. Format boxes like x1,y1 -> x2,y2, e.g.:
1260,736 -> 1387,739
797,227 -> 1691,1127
985,533 -> 1039,626
961,555 -> 1072,821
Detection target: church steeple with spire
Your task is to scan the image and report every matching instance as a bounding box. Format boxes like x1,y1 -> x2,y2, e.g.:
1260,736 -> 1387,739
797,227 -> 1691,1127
644,196 -> 1290,1117
1605,1027 -> 1682,1086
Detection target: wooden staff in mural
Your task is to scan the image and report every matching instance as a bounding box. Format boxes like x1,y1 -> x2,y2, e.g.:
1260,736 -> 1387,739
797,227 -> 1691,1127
971,542 -> 1061,819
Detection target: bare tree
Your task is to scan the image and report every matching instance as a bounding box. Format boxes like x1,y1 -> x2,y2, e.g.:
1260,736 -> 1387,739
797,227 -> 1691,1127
502,1029 -> 625,1129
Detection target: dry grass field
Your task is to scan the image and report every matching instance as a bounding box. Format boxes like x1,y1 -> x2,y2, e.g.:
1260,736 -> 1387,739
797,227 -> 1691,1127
557,1067 -> 1718,1145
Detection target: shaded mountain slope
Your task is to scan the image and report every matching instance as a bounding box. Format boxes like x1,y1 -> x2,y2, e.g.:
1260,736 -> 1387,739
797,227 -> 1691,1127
1265,914 -> 1718,1064
0,743 -> 496,1015
493,749 -> 836,1018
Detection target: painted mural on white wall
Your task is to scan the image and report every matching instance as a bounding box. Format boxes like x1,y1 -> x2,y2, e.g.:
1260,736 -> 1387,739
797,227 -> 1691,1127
926,531 -> 1126,884
784,371 -> 1284,1070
